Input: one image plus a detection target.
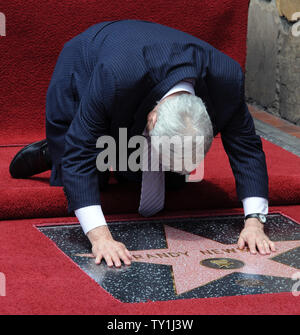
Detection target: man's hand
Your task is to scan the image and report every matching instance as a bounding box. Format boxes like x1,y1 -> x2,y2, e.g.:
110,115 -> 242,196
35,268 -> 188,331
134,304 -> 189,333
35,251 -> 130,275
238,218 -> 276,255
87,226 -> 132,267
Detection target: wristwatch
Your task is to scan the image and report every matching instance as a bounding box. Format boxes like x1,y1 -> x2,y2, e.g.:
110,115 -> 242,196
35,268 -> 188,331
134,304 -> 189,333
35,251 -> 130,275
244,213 -> 267,224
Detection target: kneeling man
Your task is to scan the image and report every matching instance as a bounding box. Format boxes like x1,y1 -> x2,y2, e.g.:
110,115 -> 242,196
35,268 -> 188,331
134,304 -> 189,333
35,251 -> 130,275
9,20 -> 275,267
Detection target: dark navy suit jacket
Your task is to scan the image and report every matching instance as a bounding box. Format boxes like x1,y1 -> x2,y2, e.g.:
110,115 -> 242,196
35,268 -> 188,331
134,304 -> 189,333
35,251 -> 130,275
45,20 -> 268,213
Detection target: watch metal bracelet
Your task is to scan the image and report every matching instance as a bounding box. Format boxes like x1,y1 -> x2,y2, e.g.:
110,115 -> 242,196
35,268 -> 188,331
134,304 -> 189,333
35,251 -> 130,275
244,213 -> 267,224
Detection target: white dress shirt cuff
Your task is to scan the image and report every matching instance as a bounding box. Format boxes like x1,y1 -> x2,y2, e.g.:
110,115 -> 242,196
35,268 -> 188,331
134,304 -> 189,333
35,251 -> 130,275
75,205 -> 107,235
242,197 -> 268,217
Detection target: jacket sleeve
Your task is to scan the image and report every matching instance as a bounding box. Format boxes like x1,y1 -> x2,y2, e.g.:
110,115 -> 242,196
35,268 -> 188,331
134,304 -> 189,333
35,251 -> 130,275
61,63 -> 114,212
220,69 -> 269,201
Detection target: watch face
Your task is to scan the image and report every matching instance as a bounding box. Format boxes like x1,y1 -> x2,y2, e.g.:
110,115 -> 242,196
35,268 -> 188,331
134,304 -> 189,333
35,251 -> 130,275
259,214 -> 267,223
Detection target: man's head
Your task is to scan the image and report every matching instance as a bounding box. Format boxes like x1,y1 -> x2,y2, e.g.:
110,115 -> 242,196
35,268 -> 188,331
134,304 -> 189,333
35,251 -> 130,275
147,92 -> 213,174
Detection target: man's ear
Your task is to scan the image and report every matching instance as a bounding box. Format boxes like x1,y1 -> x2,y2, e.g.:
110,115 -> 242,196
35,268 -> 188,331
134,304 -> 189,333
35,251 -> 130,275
151,111 -> 158,128
147,110 -> 158,131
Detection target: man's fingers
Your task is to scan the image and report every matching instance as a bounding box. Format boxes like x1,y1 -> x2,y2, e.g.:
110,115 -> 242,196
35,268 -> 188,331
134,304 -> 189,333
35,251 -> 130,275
248,237 -> 257,254
256,240 -> 266,255
263,240 -> 271,254
104,254 -> 114,267
92,241 -> 133,267
238,236 -> 245,249
110,252 -> 122,267
238,225 -> 276,256
269,240 -> 276,252
95,254 -> 102,265
117,249 -> 131,266
125,248 -> 133,260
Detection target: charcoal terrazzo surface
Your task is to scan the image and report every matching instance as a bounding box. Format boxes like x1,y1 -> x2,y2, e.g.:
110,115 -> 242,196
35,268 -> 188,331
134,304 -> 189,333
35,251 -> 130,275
38,213 -> 300,302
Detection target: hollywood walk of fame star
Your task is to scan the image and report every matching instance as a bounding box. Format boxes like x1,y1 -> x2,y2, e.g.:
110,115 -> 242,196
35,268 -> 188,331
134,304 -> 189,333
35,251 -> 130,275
128,225 -> 300,294
75,225 -> 300,295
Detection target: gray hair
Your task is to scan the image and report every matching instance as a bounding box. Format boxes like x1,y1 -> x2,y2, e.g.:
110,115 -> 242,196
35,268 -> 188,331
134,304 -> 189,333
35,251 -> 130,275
150,93 -> 213,172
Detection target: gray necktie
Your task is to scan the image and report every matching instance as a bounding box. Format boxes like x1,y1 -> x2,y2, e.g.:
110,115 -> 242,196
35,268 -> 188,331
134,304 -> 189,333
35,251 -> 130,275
138,129 -> 165,217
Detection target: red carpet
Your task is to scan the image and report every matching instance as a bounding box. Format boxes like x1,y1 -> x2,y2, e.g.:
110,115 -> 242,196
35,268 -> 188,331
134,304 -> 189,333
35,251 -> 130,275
0,206 -> 300,315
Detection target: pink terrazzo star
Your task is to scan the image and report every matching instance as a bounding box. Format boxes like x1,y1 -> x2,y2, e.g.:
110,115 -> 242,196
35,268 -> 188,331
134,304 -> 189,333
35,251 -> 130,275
130,225 -> 300,295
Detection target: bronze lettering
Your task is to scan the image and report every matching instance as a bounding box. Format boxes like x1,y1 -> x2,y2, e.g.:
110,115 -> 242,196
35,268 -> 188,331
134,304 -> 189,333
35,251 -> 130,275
179,251 -> 189,257
200,249 -> 214,255
211,249 -> 223,254
222,248 -> 237,253
146,254 -> 158,259
167,252 -> 180,257
132,254 -> 144,260
155,253 -> 170,258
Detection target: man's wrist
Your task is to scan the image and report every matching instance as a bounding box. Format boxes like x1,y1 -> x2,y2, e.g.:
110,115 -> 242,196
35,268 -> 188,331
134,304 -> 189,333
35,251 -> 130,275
87,225 -> 113,244
245,213 -> 267,224
244,218 -> 264,230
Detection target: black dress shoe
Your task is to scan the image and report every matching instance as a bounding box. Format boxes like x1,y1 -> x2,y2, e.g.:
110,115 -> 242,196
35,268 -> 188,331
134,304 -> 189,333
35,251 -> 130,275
9,139 -> 52,178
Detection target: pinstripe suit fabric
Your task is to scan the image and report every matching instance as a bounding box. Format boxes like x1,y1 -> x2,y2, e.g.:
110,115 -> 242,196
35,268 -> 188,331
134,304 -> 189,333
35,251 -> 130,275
45,20 -> 268,213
